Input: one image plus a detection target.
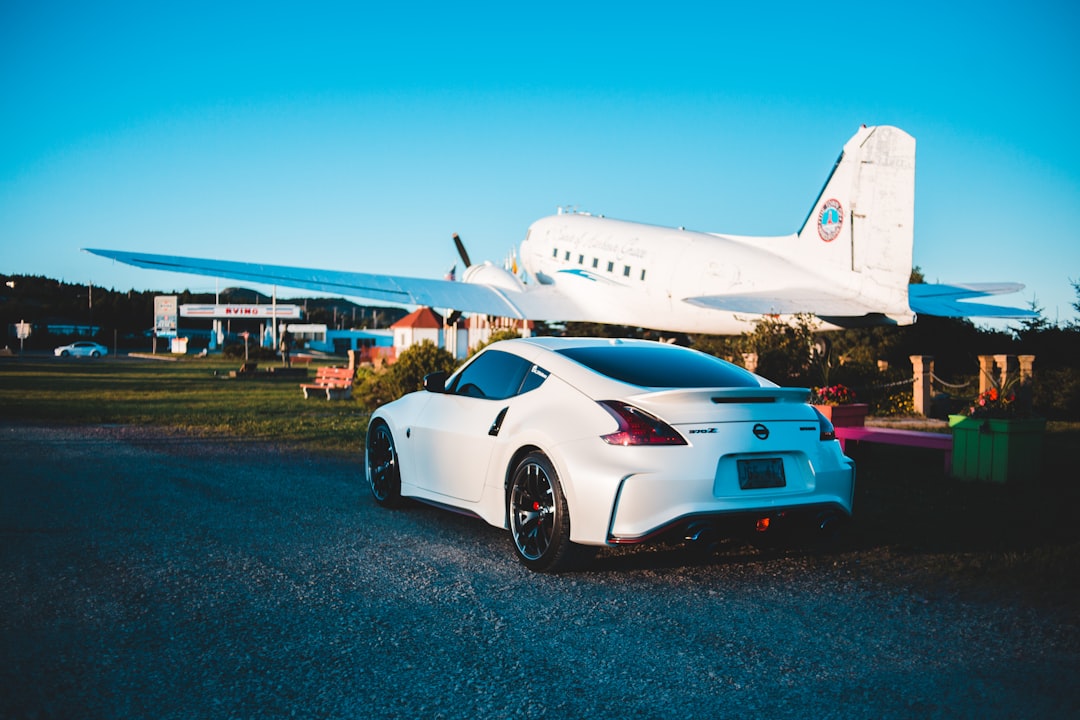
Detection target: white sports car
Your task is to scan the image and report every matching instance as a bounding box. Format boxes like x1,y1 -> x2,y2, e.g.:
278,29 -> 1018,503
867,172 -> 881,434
366,337 -> 854,572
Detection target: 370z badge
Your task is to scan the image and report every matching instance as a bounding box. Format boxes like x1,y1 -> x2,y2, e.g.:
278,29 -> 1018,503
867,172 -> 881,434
817,198 -> 843,242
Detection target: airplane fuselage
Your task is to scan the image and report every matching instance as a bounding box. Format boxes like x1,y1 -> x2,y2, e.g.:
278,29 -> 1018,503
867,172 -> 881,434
517,212 -> 846,335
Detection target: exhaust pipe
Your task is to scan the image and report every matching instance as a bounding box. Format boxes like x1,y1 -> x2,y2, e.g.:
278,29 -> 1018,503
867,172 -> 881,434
816,511 -> 841,539
684,521 -> 714,542
684,522 -> 720,554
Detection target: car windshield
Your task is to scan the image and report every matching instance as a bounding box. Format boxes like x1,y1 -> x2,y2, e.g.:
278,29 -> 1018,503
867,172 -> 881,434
556,344 -> 760,388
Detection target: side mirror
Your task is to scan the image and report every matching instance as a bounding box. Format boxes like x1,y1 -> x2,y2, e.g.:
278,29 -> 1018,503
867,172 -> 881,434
423,371 -> 449,393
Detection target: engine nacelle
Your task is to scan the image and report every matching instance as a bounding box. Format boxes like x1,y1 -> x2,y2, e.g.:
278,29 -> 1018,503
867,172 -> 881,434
462,262 -> 525,293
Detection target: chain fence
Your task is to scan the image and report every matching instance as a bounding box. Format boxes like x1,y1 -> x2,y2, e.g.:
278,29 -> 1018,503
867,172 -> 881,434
837,373 -> 977,417
930,373 -> 974,391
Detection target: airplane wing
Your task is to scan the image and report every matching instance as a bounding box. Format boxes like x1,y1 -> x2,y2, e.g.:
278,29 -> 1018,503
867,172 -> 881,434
688,283 -> 1036,320
908,283 -> 1037,318
684,289 -> 900,317
83,248 -> 1038,329
83,248 -> 533,318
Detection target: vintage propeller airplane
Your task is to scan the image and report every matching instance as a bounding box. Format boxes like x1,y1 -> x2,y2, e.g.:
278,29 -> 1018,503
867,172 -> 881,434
86,125 -> 1033,335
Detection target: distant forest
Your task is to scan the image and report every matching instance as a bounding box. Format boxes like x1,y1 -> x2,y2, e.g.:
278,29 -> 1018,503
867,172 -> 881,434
0,274 -> 407,351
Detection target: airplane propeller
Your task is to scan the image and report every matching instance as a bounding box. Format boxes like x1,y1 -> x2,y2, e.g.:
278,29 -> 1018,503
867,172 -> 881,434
452,233 -> 472,268
445,233 -> 471,328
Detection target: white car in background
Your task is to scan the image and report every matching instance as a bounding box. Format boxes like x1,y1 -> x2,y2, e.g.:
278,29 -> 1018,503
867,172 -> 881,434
54,341 -> 109,358
366,337 -> 855,572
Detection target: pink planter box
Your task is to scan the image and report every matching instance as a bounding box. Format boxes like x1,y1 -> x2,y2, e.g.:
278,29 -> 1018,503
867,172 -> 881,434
813,403 -> 869,427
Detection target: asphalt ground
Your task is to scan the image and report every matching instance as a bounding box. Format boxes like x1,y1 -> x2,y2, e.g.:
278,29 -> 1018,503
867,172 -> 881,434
2,421 -> 1077,719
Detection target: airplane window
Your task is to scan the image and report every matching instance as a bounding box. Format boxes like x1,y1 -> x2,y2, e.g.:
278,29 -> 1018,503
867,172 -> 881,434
552,248 -> 558,258
640,269 -> 647,281
578,254 -> 584,264
607,261 -> 614,272
564,251 -> 571,261
623,265 -> 631,277
592,258 -> 599,268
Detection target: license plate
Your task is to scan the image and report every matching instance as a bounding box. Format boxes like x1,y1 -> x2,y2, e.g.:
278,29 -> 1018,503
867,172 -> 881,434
737,458 -> 786,489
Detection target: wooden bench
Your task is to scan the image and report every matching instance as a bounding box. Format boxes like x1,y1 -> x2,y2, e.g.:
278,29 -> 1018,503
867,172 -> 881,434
300,366 -> 354,400
835,426 -> 953,474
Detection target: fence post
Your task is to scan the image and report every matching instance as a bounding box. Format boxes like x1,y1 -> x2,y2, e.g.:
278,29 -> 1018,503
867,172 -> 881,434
978,355 -> 996,394
1018,355 -> 1036,383
994,354 -> 1019,389
910,355 -> 934,417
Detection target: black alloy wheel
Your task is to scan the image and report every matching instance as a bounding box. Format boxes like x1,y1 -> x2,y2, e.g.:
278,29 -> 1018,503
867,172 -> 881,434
508,452 -> 579,572
367,420 -> 402,507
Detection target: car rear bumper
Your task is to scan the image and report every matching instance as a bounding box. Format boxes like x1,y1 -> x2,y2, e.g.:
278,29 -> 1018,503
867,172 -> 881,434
552,436 -> 854,546
606,501 -> 851,545
605,460 -> 854,542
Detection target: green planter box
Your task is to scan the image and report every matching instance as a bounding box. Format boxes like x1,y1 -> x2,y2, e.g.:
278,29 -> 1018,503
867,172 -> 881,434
948,415 -> 1046,483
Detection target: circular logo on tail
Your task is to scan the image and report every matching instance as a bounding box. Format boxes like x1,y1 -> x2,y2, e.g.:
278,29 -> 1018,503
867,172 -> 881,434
817,198 -> 843,242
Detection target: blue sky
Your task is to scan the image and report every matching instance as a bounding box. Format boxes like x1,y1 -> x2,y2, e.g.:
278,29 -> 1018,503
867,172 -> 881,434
3,1 -> 1079,327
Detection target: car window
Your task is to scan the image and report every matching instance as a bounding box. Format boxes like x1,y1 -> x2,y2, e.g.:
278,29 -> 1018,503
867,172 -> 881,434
556,344 -> 760,388
518,363 -> 550,394
449,349 -> 547,400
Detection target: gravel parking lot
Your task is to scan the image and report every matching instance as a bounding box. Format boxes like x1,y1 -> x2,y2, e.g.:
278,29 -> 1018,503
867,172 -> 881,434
2,421 -> 1077,719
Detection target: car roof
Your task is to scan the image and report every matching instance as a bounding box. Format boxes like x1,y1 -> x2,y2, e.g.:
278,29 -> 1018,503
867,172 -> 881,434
487,336 -> 768,391
507,336 -> 665,352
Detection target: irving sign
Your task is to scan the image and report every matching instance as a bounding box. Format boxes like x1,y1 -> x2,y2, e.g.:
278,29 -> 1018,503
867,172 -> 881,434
154,296 -> 178,338
179,305 -> 303,319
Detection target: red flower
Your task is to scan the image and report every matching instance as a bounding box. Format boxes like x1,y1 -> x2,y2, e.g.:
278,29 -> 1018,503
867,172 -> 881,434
964,381 -> 1030,419
812,384 -> 856,406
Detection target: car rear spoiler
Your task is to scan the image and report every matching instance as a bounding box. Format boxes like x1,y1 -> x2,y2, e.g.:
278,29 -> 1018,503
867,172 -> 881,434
627,387 -> 812,407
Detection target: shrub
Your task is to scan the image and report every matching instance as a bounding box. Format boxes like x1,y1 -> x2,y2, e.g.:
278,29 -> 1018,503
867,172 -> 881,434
1032,367 -> 1080,420
873,386 -> 916,416
355,340 -> 459,411
354,365 -> 397,412
739,314 -> 819,386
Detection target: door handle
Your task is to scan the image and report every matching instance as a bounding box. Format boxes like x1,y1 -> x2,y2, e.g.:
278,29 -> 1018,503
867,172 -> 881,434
488,407 -> 509,436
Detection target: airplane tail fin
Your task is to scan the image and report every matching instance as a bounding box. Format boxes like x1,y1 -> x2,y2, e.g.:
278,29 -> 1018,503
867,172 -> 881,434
795,125 -> 916,322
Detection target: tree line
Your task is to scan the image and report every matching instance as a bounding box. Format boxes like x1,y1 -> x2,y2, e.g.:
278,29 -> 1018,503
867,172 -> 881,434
5,272 -> 1078,419
0,274 -> 404,351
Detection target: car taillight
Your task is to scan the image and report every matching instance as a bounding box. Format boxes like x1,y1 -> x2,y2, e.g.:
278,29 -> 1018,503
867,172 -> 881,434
598,401 -> 687,446
811,406 -> 837,442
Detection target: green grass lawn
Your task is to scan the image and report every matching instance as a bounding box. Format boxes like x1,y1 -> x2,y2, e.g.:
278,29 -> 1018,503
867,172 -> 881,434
3,354 -> 1077,604
0,356 -> 369,454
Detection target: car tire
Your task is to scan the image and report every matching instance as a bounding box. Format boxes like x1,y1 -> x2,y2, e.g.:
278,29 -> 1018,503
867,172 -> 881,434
366,420 -> 402,508
91,351 -> 101,358
60,350 -> 69,357
508,451 -> 584,573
